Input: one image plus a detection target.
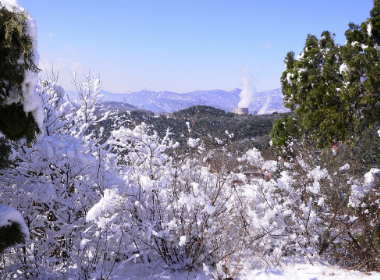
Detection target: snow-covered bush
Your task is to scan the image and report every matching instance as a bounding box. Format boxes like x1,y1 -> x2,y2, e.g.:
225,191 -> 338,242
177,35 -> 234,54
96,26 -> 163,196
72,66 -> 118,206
0,74 -> 121,279
271,140 -> 380,270
83,123 -> 257,278
1,71 -> 379,279
81,125 -> 380,277
2,79 -> 380,278
0,204 -> 29,254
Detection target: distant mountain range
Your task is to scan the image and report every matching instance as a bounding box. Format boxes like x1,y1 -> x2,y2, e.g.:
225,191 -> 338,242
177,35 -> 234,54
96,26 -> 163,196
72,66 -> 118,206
67,88 -> 289,114
100,101 -> 152,114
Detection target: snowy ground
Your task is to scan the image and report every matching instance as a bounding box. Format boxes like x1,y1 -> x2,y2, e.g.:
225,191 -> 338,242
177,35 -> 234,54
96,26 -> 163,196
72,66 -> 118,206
111,261 -> 380,280
245,262 -> 379,280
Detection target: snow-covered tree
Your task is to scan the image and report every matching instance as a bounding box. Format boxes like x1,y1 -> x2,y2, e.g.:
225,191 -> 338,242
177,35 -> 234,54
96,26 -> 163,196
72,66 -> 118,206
272,0 -> 380,150
0,205 -> 29,254
0,0 -> 41,262
0,0 -> 42,145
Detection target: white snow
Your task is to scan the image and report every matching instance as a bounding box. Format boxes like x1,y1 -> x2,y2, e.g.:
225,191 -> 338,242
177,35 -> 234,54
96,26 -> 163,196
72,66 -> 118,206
0,0 -> 18,9
179,236 -> 186,246
80,238 -> 90,250
0,204 -> 29,239
226,130 -> 234,138
188,137 -> 200,147
351,41 -> 359,47
86,188 -> 120,227
110,261 -> 380,279
286,73 -> 294,85
349,169 -> 380,208
204,203 -> 216,215
360,76 -> 368,84
140,175 -> 154,191
296,52 -> 304,60
243,148 -> 263,166
339,163 -> 350,171
298,68 -> 307,75
368,22 -> 372,37
340,63 -> 349,74
262,160 -> 278,173
364,168 -> 380,187
245,262 -> 380,280
215,137 -> 223,144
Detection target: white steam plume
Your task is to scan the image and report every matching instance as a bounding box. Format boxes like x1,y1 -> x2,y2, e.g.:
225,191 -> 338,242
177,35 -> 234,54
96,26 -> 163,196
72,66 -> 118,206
238,68 -> 256,108
258,92 -> 271,115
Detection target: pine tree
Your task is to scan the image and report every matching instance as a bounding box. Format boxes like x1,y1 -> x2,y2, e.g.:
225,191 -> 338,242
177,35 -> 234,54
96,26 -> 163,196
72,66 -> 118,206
271,0 -> 380,150
0,3 -> 40,147
0,2 -> 40,254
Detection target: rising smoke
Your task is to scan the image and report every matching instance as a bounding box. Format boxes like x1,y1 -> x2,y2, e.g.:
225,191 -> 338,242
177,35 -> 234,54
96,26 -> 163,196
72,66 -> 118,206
258,92 -> 271,115
238,68 -> 256,108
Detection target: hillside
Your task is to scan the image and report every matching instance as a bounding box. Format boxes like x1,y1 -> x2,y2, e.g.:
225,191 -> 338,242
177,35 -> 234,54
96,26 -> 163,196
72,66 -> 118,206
66,88 -> 290,113
101,105 -> 292,158
101,101 -> 153,113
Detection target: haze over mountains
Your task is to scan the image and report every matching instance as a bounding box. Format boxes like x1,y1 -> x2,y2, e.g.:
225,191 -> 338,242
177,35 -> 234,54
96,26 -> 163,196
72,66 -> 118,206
68,88 -> 289,114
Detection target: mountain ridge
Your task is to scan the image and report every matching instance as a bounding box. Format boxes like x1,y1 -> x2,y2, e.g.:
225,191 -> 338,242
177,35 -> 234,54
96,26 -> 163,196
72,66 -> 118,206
67,88 -> 289,114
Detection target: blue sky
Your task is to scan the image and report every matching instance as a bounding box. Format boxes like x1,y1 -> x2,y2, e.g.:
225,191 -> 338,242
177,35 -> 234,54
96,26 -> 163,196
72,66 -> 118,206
18,0 -> 374,93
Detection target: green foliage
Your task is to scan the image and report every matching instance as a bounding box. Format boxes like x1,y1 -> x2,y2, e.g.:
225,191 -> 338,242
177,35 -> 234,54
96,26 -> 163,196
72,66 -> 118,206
0,137 -> 11,169
0,5 -> 38,253
272,0 -> 380,150
0,5 -> 40,143
276,31 -> 344,149
99,105 -> 289,157
0,5 -> 41,170
173,105 -> 231,118
0,103 -> 40,143
271,115 -> 301,154
0,221 -> 27,254
0,5 -> 38,102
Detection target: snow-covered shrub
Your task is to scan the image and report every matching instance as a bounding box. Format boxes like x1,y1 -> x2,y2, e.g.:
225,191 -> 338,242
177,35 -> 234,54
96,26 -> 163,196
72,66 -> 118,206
340,168 -> 380,270
85,123 -> 257,278
270,139 -> 380,271
233,147 -> 327,266
0,204 -> 29,254
84,130 -> 352,277
2,72 -> 380,278
0,75 -> 120,279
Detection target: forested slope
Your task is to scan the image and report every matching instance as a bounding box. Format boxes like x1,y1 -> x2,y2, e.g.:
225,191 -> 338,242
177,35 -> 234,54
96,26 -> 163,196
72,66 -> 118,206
97,105 -> 291,158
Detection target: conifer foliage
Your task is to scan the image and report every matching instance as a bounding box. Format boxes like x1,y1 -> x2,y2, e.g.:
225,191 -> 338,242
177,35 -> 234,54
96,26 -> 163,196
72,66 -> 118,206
0,1 -> 40,257
272,0 -> 380,150
0,2 -> 40,143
